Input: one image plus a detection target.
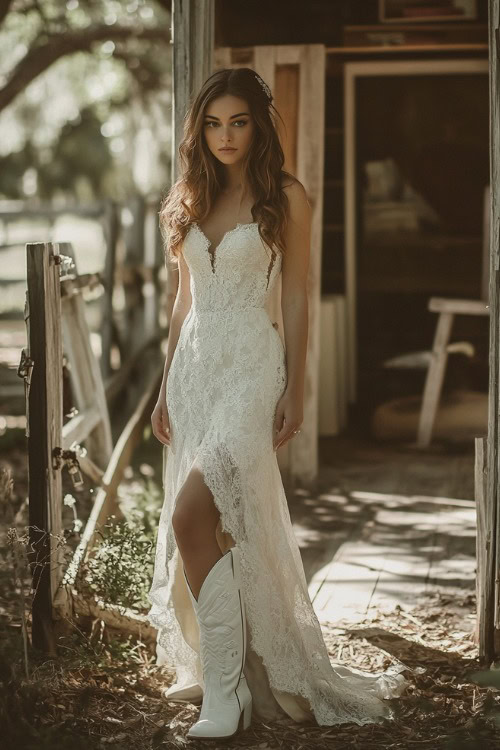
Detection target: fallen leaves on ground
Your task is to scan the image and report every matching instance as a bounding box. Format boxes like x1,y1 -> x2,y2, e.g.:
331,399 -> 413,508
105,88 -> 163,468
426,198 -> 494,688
1,588 -> 500,749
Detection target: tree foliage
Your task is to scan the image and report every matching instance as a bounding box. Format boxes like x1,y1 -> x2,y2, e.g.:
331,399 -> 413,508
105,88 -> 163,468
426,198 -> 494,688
0,0 -> 172,112
0,0 -> 172,199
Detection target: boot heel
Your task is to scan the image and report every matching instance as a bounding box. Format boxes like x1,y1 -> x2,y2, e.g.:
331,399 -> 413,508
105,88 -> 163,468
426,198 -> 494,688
242,698 -> 252,730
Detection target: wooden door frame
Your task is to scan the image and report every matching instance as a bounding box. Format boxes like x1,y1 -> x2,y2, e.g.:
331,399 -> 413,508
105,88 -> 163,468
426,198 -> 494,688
485,0 -> 500,659
344,57 -> 489,404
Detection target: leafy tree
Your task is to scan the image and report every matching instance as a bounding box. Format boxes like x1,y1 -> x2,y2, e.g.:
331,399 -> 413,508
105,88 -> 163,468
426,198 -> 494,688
0,0 -> 171,113
0,0 -> 172,199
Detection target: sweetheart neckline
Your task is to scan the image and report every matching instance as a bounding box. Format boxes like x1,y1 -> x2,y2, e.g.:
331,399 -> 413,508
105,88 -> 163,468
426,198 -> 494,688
191,221 -> 258,255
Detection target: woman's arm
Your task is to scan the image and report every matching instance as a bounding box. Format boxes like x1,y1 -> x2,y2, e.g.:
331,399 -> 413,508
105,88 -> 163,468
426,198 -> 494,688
273,180 -> 312,450
159,249 -> 193,400
281,180 -> 312,398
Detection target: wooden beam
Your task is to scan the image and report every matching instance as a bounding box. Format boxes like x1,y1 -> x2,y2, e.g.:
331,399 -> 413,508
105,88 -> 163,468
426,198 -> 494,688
326,43 -> 488,54
475,437 -> 490,656
62,403 -> 103,449
100,202 -> 119,379
168,0 -> 214,322
70,590 -> 157,644
59,242 -> 113,469
489,0 -> 500,651
26,242 -> 64,654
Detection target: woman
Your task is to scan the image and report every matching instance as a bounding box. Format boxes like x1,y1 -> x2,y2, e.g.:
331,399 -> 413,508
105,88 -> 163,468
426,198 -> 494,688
148,67 -> 407,741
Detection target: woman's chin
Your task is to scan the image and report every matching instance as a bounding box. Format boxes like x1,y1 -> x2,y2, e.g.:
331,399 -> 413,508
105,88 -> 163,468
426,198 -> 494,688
216,151 -> 239,161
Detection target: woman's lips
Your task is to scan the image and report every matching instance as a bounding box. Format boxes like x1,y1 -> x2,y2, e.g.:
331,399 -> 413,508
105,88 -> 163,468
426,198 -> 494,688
219,148 -> 236,151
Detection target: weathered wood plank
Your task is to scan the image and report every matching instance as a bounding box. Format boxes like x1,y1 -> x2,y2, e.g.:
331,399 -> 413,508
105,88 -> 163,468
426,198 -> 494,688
168,0 -> 214,323
425,508 -> 477,593
99,202 -> 119,379
488,0 -> 500,661
61,403 -> 103,449
303,488 -> 477,626
26,242 -> 63,654
475,437 -> 488,651
60,248 -> 112,469
311,541 -> 388,624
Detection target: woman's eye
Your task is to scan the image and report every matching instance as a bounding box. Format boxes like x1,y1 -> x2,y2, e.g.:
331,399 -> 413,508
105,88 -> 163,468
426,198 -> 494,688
204,120 -> 248,127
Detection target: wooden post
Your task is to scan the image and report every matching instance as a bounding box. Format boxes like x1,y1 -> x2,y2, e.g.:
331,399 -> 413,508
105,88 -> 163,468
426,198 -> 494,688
26,241 -> 118,640
100,200 -> 119,379
59,242 -> 113,469
490,0 -> 500,647
475,437 -> 493,659
26,242 -> 64,654
479,0 -> 500,663
144,196 -> 162,340
167,0 -> 214,322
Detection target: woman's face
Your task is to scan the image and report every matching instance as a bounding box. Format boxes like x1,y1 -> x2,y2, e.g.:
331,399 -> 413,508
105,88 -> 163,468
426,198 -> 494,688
202,94 -> 254,165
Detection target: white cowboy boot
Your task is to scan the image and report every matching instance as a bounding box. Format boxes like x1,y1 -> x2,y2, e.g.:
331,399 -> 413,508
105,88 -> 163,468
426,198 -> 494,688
184,547 -> 253,740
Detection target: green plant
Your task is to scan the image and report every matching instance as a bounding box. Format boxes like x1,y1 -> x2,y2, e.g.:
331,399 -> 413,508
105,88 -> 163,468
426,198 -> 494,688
80,516 -> 155,612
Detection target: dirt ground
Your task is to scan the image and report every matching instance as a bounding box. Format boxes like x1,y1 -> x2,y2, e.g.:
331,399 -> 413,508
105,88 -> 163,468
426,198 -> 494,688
1,436 -> 500,750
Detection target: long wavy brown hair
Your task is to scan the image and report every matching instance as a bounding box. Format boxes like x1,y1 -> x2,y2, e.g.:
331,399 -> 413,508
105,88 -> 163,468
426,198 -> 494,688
159,67 -> 296,270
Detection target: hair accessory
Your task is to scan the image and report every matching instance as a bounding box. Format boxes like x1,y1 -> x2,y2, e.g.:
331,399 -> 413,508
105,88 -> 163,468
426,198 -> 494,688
254,73 -> 272,102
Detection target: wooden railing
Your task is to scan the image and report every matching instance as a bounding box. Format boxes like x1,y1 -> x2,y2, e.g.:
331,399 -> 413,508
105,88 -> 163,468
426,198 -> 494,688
22,240 -> 162,651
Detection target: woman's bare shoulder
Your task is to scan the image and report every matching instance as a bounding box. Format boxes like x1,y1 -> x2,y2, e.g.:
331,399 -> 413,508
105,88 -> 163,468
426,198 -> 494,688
280,175 -> 310,223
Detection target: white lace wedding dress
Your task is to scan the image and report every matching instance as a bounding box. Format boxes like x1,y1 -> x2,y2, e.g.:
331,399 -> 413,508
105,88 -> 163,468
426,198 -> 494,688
147,221 -> 408,726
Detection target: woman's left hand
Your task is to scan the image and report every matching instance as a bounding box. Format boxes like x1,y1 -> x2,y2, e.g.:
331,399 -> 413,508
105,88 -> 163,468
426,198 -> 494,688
273,388 -> 303,451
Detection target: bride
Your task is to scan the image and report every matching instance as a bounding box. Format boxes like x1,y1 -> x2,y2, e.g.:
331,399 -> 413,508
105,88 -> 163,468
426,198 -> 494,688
148,66 -> 408,741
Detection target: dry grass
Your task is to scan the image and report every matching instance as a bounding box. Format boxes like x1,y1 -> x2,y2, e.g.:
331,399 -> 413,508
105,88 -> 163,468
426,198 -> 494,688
1,589 -> 499,750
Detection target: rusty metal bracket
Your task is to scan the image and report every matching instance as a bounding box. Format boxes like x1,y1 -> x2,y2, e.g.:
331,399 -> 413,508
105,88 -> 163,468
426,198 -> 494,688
52,447 -> 85,489
17,348 -> 34,382
17,348 -> 34,437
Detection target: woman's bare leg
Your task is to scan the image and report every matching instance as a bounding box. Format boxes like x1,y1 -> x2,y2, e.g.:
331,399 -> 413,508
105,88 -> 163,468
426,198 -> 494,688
171,464 -> 222,599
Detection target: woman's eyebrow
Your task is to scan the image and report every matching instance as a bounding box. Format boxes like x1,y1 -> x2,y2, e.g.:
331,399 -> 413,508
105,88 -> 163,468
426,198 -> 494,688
204,112 -> 250,120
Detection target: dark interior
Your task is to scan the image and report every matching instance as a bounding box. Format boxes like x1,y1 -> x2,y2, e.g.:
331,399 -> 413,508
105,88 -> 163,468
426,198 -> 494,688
216,0 -> 490,431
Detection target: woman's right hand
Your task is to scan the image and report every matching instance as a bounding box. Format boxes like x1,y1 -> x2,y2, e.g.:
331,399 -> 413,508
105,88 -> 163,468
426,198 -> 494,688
151,394 -> 171,445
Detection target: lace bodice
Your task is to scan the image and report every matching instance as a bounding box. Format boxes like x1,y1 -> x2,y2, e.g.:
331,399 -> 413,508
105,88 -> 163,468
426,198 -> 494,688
184,222 -> 281,313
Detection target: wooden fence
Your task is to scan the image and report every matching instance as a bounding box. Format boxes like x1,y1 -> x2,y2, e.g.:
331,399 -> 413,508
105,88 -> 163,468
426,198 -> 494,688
2,196 -> 165,412
22,240 -> 163,652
